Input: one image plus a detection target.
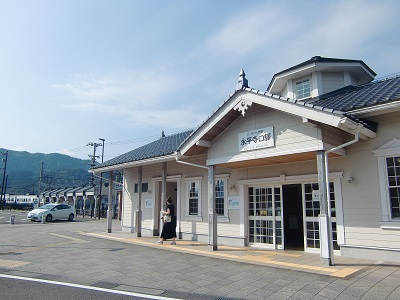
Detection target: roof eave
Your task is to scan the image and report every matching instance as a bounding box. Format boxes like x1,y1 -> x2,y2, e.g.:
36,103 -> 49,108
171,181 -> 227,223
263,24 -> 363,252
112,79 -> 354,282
346,100 -> 400,117
90,154 -> 177,174
179,90 -> 244,155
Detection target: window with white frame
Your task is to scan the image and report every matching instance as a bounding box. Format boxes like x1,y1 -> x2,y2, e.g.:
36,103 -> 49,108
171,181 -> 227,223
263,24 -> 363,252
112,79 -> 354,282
215,179 -> 225,215
215,175 -> 229,218
373,139 -> 400,226
188,181 -> 200,215
185,177 -> 202,219
295,79 -> 311,99
134,182 -> 148,193
386,156 -> 400,219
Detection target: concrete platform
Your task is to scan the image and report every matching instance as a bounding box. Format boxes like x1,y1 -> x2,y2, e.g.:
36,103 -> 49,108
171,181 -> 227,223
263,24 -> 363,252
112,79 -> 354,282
80,230 -> 386,279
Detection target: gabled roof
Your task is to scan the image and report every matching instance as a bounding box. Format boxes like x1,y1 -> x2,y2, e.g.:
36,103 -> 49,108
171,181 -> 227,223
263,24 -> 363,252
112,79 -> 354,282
74,185 -> 95,196
90,62 -> 399,171
92,130 -> 193,171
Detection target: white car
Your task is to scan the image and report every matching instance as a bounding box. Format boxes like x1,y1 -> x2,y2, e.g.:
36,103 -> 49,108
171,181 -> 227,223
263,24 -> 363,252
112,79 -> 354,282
27,203 -> 76,222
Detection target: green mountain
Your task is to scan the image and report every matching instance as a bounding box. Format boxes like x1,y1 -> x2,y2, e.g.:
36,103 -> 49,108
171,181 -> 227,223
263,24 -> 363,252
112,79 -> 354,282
0,148 -> 92,195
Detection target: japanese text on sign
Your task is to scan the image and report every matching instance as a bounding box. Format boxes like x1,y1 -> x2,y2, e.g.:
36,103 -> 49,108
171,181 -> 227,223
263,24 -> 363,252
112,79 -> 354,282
239,126 -> 274,152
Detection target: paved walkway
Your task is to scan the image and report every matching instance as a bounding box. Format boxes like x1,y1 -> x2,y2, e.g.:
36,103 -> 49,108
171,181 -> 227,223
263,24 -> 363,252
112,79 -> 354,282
1,216 -> 400,300
80,227 -> 387,279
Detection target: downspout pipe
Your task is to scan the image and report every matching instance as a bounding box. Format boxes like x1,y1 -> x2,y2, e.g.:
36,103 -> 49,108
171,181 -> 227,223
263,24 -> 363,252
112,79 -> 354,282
324,123 -> 363,265
174,151 -> 209,170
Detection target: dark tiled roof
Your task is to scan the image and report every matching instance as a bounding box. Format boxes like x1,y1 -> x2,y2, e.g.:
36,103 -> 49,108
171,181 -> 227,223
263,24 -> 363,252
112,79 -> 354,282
307,76 -> 400,112
241,76 -> 400,133
92,130 -> 193,169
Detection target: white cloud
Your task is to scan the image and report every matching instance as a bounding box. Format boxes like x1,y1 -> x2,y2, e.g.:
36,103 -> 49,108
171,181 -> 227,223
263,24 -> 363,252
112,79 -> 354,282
52,68 -> 208,130
199,0 -> 399,70
203,3 -> 289,60
54,69 -> 180,107
123,107 -> 207,129
11,146 -> 25,152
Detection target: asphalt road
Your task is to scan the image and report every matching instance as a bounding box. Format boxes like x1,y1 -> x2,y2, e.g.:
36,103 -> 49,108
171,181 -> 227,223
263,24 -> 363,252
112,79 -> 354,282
1,211 -> 400,300
0,275 -> 173,300
0,210 -> 31,224
0,209 -> 97,224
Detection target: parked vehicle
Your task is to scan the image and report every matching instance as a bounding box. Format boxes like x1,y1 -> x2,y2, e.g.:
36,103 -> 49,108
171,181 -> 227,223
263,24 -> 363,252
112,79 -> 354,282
27,203 -> 75,222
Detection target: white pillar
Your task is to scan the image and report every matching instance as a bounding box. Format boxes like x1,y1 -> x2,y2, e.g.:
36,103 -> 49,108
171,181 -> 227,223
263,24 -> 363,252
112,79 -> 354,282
73,196 -> 77,212
160,162 -> 167,234
317,150 -> 334,266
82,197 -> 86,217
135,166 -> 142,237
107,171 -> 113,233
94,194 -> 98,218
208,165 -> 217,251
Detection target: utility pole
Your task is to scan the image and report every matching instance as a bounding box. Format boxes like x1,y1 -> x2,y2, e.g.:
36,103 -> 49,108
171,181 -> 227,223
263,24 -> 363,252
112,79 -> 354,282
87,141 -> 101,218
38,161 -> 44,204
98,138 -> 105,219
0,151 -> 9,210
87,142 -> 101,184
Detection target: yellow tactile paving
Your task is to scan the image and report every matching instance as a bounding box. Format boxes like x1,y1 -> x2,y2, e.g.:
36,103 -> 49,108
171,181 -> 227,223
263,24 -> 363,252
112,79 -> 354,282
0,259 -> 30,268
80,232 -> 366,278
330,268 -> 360,278
7,233 -> 88,254
48,233 -> 88,243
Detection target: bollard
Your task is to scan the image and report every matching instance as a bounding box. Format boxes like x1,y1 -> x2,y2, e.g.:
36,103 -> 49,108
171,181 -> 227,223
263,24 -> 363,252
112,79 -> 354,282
41,215 -> 46,224
10,215 -> 15,225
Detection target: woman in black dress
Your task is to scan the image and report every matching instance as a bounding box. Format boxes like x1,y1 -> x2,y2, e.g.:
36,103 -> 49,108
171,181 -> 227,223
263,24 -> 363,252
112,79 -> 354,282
158,197 -> 176,245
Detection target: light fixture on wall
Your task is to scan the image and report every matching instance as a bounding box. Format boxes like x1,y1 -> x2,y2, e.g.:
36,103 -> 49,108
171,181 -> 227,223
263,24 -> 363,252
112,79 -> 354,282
345,173 -> 354,183
230,184 -> 236,190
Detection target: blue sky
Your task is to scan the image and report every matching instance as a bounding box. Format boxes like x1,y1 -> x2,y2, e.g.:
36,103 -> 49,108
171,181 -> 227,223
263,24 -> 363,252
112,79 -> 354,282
1,0 -> 399,161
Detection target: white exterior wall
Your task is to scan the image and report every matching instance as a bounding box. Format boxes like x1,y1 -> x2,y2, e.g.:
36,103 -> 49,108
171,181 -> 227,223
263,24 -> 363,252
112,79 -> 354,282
329,111 -> 400,261
121,157 -> 244,241
120,107 -> 400,261
321,72 -> 344,94
122,168 -> 134,232
208,105 -> 323,165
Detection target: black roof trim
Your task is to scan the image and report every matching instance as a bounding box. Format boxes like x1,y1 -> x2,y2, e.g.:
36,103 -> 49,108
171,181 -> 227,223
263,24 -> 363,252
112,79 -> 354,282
92,130 -> 194,170
267,56 -> 376,90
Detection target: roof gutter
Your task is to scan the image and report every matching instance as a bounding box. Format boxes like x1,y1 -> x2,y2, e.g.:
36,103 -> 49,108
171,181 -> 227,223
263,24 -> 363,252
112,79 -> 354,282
174,150 -> 209,170
338,117 -> 376,139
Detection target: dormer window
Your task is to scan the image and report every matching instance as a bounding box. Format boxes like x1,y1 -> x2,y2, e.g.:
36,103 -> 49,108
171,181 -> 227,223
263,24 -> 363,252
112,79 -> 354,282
296,79 -> 311,99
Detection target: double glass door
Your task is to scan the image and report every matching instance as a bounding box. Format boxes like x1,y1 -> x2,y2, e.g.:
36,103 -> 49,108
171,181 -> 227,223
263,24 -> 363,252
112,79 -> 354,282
248,186 -> 283,249
248,183 -> 338,251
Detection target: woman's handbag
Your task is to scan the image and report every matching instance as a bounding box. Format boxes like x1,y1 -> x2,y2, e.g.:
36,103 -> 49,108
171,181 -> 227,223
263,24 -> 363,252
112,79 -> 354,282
164,215 -> 172,223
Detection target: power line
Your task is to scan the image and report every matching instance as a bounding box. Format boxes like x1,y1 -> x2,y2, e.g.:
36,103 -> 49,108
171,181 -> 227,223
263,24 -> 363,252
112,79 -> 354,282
65,129 -> 194,154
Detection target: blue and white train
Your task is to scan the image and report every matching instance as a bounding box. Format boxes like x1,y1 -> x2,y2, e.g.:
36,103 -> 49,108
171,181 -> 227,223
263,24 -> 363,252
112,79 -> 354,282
4,194 -> 39,209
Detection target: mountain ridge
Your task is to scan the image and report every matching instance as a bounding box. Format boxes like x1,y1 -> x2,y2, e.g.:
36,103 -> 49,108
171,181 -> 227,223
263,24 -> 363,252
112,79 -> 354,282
0,148 -> 92,195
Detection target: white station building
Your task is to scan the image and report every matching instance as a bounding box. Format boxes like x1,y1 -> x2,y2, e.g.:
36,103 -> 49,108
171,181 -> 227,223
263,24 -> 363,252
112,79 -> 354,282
92,56 -> 400,265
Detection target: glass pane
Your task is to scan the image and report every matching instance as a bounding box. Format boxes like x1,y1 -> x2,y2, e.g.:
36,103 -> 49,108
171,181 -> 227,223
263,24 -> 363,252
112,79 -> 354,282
386,157 -> 394,167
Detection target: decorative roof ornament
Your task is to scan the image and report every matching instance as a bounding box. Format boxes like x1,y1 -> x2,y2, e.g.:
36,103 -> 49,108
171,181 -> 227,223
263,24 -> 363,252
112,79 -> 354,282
235,69 -> 249,91
234,99 -> 253,116
161,130 -> 165,138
